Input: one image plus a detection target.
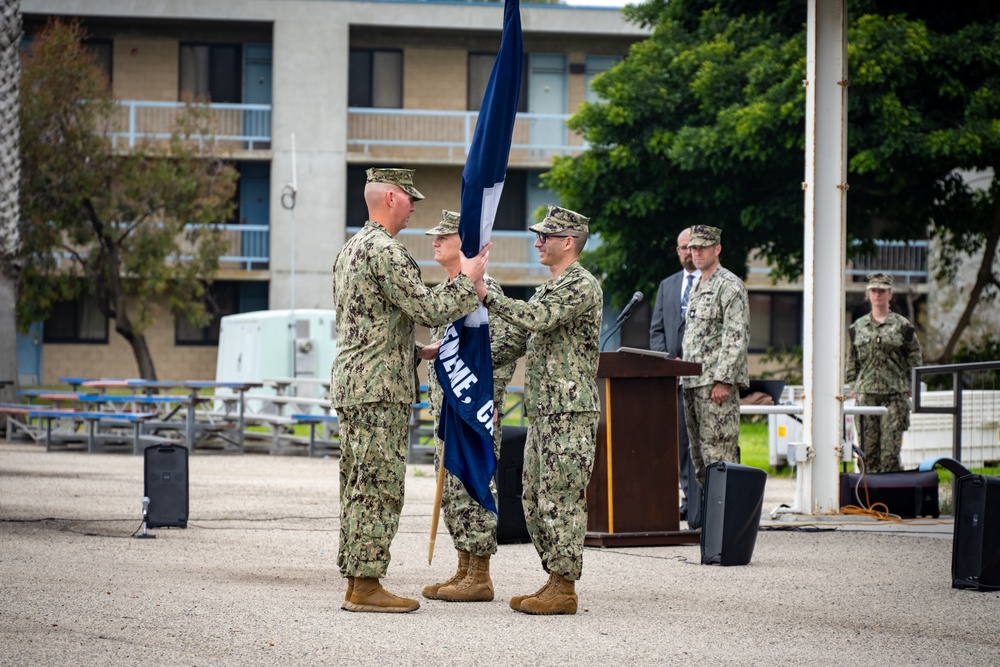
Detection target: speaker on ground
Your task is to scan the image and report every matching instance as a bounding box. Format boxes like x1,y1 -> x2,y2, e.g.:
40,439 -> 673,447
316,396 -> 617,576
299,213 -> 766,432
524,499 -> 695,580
144,443 -> 189,529
952,474 -> 1000,591
700,461 -> 767,566
496,425 -> 530,544
839,470 -> 940,518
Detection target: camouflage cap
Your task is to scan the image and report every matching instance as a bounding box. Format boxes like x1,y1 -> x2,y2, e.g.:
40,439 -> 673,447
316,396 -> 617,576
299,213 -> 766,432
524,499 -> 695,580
867,272 -> 893,290
688,225 -> 722,247
529,205 -> 590,234
425,210 -> 460,236
365,167 -> 425,201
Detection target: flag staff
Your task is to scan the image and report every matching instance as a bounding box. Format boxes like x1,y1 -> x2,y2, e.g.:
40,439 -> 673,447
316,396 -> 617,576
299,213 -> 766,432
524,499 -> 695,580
428,446 -> 447,564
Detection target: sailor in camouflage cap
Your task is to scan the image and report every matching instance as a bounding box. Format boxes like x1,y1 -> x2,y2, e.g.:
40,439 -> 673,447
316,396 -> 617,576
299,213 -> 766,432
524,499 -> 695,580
331,168 -> 490,613
687,224 -> 722,247
866,272 -> 893,291
529,205 -> 590,235
681,221 -> 750,488
477,202 -> 603,615
419,208 -> 518,604
365,167 -> 425,201
848,272 -> 922,472
425,210 -> 461,236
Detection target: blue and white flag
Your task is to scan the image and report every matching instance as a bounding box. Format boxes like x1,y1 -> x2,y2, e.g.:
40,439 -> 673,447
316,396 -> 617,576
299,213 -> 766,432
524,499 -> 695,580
435,0 -> 523,514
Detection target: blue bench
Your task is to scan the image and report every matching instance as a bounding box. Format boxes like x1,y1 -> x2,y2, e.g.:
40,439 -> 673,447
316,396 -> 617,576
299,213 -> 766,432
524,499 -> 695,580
291,413 -> 339,457
27,409 -> 161,454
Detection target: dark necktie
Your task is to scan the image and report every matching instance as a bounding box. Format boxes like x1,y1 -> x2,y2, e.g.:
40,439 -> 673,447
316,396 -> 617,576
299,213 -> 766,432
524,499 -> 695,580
681,274 -> 695,320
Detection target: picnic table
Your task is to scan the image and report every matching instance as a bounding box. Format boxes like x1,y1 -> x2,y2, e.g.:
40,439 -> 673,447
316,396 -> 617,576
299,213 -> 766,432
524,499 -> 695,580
187,381 -> 263,452
291,413 -> 339,457
24,380 -> 262,453
27,409 -> 160,454
264,377 -> 331,399
238,392 -> 333,454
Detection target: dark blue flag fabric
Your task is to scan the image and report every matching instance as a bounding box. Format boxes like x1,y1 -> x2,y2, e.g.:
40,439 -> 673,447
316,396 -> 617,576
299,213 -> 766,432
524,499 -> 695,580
435,0 -> 523,515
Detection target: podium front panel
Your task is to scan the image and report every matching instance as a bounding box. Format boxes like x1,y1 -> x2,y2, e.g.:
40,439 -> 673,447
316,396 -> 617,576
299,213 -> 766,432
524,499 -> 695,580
587,376 -> 680,534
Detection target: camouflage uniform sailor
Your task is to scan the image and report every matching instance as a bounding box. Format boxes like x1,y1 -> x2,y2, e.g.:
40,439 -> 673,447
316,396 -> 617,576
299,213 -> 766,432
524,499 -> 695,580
681,225 -> 750,487
330,169 -> 489,614
846,273 -> 923,473
481,205 -> 603,616
420,210 -> 518,603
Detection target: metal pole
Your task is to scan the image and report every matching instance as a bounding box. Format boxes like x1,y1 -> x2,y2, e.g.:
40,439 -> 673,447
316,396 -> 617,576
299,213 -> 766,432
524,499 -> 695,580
803,0 -> 848,514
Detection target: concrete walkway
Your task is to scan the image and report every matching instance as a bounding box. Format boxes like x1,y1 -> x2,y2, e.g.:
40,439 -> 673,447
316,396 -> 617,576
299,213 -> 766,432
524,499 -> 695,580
1,442 -> 997,666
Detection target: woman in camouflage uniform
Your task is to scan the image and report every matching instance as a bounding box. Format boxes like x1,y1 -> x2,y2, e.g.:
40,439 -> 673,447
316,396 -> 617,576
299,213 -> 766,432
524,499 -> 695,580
846,273 -> 923,473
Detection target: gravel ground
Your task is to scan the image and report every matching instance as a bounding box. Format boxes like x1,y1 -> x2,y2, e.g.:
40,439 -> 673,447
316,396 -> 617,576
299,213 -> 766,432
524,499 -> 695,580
1,442 -> 997,666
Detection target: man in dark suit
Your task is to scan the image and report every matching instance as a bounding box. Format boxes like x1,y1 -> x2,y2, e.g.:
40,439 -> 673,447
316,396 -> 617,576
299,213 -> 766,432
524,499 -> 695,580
649,228 -> 700,525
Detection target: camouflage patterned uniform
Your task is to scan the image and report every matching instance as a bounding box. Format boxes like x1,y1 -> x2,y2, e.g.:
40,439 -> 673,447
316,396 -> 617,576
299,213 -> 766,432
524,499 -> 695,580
487,260 -> 603,582
846,312 -> 922,473
330,219 -> 479,579
427,274 -> 517,557
681,266 -> 750,486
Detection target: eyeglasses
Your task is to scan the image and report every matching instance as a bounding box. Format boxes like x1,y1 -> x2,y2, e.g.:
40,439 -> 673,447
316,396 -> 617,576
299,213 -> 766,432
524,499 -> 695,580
677,245 -> 691,253
536,233 -> 576,243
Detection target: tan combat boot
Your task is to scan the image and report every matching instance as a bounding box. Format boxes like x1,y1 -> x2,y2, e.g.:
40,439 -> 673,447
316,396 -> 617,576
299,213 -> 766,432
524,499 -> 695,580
342,577 -> 420,613
518,573 -> 577,615
422,550 -> 470,600
509,572 -> 556,611
341,576 -> 355,609
437,554 -> 494,602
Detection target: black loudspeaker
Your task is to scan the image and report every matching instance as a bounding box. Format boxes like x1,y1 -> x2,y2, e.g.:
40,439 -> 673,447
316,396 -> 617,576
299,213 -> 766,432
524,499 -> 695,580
496,426 -> 531,544
700,462 -> 767,566
839,470 -> 940,518
952,474 -> 1000,591
144,444 -> 189,529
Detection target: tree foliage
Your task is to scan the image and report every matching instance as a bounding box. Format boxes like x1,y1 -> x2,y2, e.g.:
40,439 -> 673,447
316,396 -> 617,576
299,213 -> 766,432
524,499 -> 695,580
19,19 -> 238,379
545,0 -> 1000,362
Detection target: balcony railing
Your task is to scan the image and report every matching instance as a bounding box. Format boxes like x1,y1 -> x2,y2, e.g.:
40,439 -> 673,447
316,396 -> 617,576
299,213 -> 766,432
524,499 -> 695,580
55,224 -> 270,272
193,224 -> 270,270
111,101 -> 272,151
347,108 -> 584,163
848,239 -> 929,284
748,239 -> 929,284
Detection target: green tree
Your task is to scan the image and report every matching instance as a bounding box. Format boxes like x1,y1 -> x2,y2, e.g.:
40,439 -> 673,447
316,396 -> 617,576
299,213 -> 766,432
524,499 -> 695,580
545,0 -> 1000,362
18,20 -> 238,380
0,1 -> 20,402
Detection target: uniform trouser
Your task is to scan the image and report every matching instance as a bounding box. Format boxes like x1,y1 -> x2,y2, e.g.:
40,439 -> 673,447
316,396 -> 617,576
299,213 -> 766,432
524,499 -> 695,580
335,402 -> 410,579
522,411 -> 599,582
683,385 -> 740,487
856,393 -> 910,473
433,423 -> 500,557
677,389 -> 694,511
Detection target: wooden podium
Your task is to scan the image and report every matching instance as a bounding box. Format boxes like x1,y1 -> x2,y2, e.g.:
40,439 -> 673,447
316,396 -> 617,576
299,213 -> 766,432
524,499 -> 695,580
585,348 -> 702,547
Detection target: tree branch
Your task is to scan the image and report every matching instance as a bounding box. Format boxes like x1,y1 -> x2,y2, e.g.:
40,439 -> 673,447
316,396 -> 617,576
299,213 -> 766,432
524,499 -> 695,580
933,193 -> 1000,364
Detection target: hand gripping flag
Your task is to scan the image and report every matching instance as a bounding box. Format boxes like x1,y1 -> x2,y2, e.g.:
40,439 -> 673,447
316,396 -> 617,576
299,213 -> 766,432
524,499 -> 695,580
435,0 -> 523,514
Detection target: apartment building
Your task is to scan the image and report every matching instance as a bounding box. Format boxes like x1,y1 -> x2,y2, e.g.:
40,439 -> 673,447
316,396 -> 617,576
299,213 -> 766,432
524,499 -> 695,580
18,0 -> 648,384
17,0 -> 932,386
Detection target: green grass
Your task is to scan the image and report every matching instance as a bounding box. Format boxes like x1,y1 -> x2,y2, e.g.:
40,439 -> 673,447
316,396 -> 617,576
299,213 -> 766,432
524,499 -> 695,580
739,417 -> 1000,479
739,418 -> 790,476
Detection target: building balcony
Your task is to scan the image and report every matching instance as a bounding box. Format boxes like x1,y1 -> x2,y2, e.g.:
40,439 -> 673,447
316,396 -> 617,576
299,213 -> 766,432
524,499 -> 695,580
346,108 -> 584,168
211,224 -> 270,271
53,223 -> 270,273
110,101 -> 272,155
746,239 -> 930,292
847,239 -> 929,287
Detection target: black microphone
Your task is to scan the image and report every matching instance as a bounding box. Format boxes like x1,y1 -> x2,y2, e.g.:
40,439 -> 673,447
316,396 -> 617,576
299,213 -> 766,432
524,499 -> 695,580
613,291 -> 644,325
601,291 -> 644,352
